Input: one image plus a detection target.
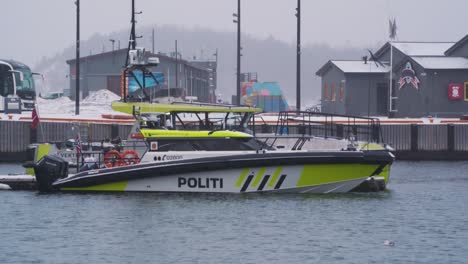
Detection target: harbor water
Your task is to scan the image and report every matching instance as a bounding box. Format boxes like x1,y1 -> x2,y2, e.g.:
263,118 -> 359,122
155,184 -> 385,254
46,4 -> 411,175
0,161 -> 467,264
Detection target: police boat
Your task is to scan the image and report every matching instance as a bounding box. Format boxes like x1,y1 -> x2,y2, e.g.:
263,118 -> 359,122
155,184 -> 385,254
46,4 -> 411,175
33,103 -> 394,194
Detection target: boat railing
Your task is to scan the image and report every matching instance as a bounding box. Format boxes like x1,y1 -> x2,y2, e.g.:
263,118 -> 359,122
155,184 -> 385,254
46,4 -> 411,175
254,135 -> 317,151
170,101 -> 258,110
74,140 -> 146,173
270,111 -> 383,144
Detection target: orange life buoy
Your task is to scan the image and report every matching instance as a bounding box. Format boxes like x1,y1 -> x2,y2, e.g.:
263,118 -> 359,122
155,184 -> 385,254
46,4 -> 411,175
103,150 -> 124,168
121,150 -> 140,165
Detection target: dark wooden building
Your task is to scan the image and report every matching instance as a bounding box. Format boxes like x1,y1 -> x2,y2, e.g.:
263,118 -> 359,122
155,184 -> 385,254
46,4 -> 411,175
317,35 -> 468,118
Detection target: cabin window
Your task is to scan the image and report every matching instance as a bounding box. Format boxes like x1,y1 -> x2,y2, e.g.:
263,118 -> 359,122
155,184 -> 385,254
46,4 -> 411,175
155,140 -> 195,151
149,138 -> 261,152
191,138 -> 256,151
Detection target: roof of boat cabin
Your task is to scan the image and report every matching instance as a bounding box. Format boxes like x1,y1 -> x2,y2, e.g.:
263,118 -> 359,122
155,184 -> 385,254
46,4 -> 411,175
139,129 -> 253,139
112,101 -> 263,114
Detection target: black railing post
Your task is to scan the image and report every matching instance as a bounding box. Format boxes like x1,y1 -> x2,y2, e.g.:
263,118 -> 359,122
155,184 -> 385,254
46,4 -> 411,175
410,124 -> 418,152
352,126 -> 358,139
30,127 -> 38,144
372,123 -> 380,143
336,124 -> 344,139
111,124 -> 119,139
447,124 -> 455,152
298,124 -> 305,135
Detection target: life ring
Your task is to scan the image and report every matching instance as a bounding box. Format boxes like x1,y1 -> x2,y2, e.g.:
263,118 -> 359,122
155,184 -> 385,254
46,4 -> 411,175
103,150 -> 123,168
122,150 -> 140,165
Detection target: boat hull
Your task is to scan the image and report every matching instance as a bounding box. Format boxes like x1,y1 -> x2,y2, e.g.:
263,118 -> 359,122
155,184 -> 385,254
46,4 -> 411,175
43,151 -> 394,194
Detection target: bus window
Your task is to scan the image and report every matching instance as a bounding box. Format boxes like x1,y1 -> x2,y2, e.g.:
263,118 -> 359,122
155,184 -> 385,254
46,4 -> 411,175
0,68 -> 14,97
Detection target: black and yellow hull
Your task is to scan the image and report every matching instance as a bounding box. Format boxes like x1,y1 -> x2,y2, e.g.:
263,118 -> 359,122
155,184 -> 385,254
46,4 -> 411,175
35,150 -> 394,194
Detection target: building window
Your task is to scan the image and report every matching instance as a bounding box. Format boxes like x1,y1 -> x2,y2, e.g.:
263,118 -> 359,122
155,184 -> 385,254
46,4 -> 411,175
339,81 -> 344,101
323,83 -> 328,101
331,83 -> 335,102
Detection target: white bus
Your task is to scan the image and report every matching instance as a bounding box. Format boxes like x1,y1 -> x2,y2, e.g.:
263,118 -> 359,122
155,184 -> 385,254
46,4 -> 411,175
0,59 -> 36,112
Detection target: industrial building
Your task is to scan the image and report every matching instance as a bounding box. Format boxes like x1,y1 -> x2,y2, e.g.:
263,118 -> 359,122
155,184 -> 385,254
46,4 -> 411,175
316,35 -> 468,118
66,49 -> 217,103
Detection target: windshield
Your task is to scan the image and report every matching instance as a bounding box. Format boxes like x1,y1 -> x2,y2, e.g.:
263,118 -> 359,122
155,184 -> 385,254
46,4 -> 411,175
13,67 -> 35,92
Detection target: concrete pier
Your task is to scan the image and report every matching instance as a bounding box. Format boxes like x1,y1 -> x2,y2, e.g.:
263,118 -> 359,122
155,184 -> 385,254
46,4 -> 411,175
0,175 -> 36,190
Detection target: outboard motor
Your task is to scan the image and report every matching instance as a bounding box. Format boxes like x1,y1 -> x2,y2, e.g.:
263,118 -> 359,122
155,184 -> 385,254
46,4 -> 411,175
34,155 -> 69,192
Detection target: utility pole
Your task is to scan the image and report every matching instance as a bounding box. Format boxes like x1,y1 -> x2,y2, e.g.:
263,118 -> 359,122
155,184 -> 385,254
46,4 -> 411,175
296,0 -> 301,111
152,28 -> 155,54
175,40 -> 178,89
214,49 -> 218,91
75,0 -> 80,115
131,0 -> 136,50
233,0 -> 241,105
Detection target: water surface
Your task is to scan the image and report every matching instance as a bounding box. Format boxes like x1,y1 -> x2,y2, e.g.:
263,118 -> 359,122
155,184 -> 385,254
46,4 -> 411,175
0,161 -> 466,263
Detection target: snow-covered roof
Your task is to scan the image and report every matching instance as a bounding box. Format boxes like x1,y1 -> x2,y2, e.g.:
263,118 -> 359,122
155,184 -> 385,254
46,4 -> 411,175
331,60 -> 389,73
391,42 -> 455,56
411,56 -> 468,69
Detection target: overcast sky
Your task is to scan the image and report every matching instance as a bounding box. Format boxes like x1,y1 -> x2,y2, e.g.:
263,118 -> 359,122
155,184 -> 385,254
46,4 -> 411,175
1,0 -> 468,67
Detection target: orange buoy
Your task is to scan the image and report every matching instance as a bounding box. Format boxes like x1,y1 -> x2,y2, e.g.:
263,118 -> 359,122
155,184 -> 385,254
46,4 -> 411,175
103,150 -> 124,168
121,150 -> 140,165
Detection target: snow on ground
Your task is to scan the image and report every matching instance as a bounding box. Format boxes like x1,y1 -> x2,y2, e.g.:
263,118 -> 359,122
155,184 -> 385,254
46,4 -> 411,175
0,89 -> 463,124
36,89 -> 122,118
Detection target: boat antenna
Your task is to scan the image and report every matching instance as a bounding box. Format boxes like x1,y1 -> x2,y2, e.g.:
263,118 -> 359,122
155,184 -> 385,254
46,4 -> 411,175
125,0 -> 142,67
122,0 -> 161,102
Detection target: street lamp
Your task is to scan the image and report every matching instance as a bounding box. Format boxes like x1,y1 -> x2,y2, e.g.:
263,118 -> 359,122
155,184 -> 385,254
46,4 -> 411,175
109,39 -> 116,51
233,0 -> 241,105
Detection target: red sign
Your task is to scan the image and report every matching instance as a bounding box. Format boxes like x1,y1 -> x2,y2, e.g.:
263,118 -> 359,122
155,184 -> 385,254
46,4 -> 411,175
448,83 -> 463,100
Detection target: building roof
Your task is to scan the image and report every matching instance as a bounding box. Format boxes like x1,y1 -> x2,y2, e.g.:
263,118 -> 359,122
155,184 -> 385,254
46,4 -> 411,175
411,56 -> 468,69
392,42 -> 455,56
445,34 -> 468,56
66,49 -> 210,71
66,48 -> 128,64
375,42 -> 456,58
316,60 -> 388,76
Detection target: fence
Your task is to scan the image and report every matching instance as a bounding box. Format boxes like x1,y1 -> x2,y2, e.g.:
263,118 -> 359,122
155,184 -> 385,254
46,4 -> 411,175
0,120 -> 133,154
2,120 -> 468,160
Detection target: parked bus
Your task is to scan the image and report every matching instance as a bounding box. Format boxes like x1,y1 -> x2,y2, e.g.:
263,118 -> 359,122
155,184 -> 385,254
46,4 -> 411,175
0,59 -> 36,112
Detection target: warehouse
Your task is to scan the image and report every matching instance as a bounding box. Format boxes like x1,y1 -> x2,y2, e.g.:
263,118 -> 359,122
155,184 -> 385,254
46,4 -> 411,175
66,49 -> 217,103
316,35 -> 468,118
